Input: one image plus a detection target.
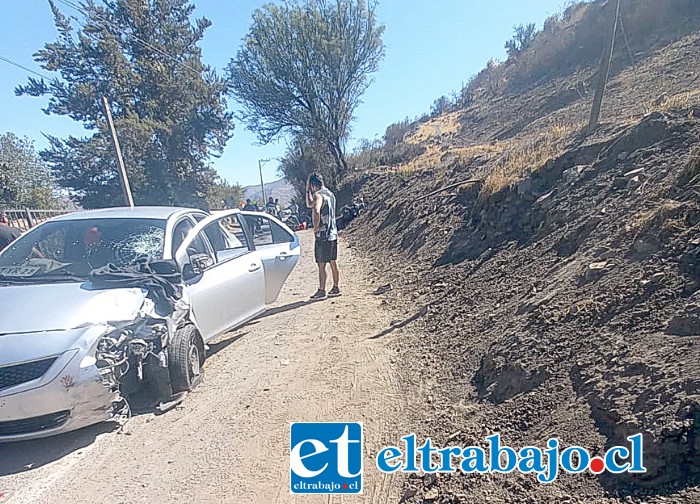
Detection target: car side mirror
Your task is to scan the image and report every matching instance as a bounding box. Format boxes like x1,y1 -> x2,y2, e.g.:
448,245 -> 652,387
189,252 -> 214,275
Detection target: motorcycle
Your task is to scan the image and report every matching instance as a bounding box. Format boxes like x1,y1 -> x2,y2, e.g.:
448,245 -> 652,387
336,197 -> 366,231
279,208 -> 302,230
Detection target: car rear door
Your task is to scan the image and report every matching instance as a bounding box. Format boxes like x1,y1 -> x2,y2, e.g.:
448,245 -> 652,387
241,211 -> 301,304
175,210 -> 265,341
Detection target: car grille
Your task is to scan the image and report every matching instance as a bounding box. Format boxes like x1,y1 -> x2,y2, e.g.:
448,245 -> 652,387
0,411 -> 70,436
0,357 -> 57,391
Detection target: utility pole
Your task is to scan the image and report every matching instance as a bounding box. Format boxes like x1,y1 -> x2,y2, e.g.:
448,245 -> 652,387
587,0 -> 622,135
102,96 -> 134,207
258,158 -> 270,204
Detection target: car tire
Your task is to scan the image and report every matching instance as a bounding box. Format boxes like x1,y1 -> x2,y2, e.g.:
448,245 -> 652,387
169,324 -> 203,393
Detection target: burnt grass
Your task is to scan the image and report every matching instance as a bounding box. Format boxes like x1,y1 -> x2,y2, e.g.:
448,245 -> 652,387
343,31 -> 700,504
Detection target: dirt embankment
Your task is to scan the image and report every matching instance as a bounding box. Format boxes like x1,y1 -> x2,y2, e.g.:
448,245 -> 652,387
344,30 -> 700,504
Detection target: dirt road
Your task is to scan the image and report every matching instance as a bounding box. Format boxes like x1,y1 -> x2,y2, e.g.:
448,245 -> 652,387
0,231 -> 409,503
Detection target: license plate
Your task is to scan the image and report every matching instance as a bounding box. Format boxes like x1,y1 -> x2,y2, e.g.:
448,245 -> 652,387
0,266 -> 41,277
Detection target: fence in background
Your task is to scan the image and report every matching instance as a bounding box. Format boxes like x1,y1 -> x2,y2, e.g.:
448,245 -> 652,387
4,208 -> 77,232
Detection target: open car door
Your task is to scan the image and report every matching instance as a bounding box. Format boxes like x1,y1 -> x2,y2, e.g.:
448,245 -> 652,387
175,210 -> 265,341
241,211 -> 301,304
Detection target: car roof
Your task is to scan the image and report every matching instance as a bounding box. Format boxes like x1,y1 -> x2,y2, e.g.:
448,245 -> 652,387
51,206 -> 207,222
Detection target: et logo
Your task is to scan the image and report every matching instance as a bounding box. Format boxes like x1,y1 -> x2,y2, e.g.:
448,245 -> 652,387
290,422 -> 363,494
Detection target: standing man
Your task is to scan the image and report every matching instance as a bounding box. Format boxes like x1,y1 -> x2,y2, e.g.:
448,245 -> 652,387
242,198 -> 257,212
0,211 -> 22,252
306,172 -> 340,300
265,196 -> 278,217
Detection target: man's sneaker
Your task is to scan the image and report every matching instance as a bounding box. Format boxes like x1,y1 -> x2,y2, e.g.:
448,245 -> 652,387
328,286 -> 341,297
310,289 -> 326,300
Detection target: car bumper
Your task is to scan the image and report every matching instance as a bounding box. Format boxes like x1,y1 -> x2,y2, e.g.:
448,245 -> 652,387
0,348 -> 118,442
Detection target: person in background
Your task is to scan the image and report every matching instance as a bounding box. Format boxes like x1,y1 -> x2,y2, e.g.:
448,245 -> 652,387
265,196 -> 278,217
274,198 -> 281,213
0,211 -> 22,252
242,199 -> 257,212
242,199 -> 261,233
306,172 -> 340,300
82,226 -> 112,268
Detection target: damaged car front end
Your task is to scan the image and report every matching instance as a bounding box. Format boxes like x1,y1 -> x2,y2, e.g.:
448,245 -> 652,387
0,285 -> 195,441
0,211 -> 202,442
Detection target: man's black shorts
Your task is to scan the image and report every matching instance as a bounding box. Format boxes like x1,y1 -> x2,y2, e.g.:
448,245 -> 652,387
315,239 -> 338,263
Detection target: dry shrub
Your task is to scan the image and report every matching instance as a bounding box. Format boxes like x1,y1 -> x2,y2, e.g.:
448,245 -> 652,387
407,112 -> 462,144
506,0 -> 700,93
625,200 -> 683,234
481,122 -> 580,196
379,143 -> 426,167
679,145 -> 700,186
643,89 -> 700,115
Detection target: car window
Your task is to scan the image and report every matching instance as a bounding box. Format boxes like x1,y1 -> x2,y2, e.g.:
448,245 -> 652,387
0,218 -> 166,279
252,217 -> 294,247
203,215 -> 250,262
172,218 -> 195,258
183,230 -> 214,266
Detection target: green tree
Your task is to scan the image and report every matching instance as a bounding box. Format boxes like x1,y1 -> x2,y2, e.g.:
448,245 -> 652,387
279,136 -> 337,197
16,0 -> 233,209
206,178 -> 244,209
227,0 -> 384,183
0,133 -> 59,208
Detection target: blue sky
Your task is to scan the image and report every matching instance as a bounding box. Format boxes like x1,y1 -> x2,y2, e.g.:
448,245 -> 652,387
0,0 -> 568,188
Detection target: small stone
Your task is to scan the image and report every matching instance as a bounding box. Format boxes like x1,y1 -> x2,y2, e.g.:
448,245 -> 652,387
627,175 -> 643,189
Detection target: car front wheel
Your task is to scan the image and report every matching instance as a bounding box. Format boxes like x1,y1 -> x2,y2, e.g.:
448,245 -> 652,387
169,324 -> 203,393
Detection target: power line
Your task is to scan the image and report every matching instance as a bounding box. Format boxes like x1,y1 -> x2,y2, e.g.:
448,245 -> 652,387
54,0 -> 203,76
0,54 -> 52,80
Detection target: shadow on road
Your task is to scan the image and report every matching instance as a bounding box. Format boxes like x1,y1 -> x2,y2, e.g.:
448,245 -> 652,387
0,422 -> 117,477
255,300 -> 308,320
208,331 -> 249,357
370,306 -> 428,340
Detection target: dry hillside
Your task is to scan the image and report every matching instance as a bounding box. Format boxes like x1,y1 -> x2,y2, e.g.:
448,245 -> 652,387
343,0 -> 700,502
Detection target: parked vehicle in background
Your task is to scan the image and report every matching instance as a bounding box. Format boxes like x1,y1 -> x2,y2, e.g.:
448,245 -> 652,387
0,206 -> 300,441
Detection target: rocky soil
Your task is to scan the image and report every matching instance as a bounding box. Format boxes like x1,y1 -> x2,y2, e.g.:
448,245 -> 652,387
343,28 -> 700,504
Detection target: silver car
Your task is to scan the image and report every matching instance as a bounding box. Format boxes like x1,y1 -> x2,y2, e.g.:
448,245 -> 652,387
0,206 -> 300,441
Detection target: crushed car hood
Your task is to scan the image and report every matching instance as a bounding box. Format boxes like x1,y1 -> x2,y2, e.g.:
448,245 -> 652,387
0,282 -> 148,334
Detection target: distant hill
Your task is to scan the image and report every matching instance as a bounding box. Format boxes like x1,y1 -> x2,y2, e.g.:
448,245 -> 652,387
243,177 -> 296,207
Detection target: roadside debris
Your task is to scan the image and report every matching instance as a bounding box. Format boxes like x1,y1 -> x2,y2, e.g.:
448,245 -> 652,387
374,283 -> 393,295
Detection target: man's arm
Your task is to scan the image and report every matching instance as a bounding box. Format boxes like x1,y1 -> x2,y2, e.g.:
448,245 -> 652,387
312,193 -> 322,233
305,184 -> 314,209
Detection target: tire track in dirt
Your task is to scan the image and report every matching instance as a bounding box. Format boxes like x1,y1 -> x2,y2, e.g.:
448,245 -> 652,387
0,231 -> 411,503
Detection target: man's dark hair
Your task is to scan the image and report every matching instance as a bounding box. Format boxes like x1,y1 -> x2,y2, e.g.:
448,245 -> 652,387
246,198 -> 251,204
309,172 -> 324,188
